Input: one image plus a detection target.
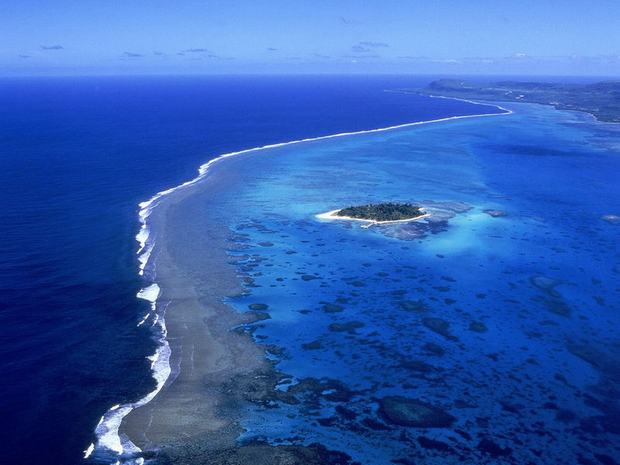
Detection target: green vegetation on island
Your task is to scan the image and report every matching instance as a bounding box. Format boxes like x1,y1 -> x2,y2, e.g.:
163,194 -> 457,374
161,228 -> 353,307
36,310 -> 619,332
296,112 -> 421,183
337,203 -> 424,222
412,79 -> 620,123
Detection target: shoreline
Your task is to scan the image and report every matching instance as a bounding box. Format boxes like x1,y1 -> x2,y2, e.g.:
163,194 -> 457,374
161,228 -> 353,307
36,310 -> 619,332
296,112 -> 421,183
86,98 -> 514,462
404,90 -> 620,125
316,208 -> 431,228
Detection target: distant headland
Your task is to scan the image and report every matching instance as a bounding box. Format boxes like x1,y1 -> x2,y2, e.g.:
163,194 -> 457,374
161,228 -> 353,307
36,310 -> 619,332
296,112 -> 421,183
317,202 -> 429,226
406,79 -> 620,123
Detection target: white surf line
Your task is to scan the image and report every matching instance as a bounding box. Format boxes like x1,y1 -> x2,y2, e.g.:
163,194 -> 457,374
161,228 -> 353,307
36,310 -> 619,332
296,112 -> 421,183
85,282 -> 167,461
385,88 -> 515,116
426,93 -> 514,115
87,317 -> 170,462
136,98 -> 513,221
426,91 -> 620,126
86,100 -> 514,462
136,283 -> 160,327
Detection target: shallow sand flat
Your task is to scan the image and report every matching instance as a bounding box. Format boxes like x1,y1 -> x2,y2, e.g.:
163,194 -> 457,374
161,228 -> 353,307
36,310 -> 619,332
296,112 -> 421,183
120,157 -> 359,464
121,169 -> 270,453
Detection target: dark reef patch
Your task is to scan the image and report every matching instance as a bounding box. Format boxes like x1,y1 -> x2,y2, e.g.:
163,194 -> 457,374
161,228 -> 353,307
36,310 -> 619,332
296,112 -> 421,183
329,321 -> 365,333
476,438 -> 512,458
288,377 -> 357,403
468,321 -> 488,333
422,317 -> 457,341
399,300 -> 427,312
423,342 -> 446,356
399,359 -> 437,374
153,441 -> 359,465
302,340 -> 323,350
417,436 -> 454,452
248,303 -> 269,311
378,396 -> 456,428
220,369 -> 297,406
322,302 -> 345,313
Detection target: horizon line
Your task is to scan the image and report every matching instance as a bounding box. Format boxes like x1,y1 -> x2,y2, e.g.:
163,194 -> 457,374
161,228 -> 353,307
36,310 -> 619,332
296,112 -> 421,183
1,71 -> 619,79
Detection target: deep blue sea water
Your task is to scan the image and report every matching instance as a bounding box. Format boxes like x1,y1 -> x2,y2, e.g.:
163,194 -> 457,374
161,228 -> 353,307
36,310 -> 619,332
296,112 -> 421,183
0,75 -> 496,465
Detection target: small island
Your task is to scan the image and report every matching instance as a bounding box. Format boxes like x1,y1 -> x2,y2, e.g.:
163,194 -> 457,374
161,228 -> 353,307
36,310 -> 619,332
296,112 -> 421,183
317,202 -> 429,226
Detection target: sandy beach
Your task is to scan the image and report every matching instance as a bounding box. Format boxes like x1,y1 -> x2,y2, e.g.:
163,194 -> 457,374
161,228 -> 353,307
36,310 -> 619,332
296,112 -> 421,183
316,208 -> 431,227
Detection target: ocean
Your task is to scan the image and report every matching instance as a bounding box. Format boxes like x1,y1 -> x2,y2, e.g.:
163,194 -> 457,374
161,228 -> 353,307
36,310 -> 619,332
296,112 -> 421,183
110,92 -> 620,465
0,75 -> 497,465
180,101 -> 620,464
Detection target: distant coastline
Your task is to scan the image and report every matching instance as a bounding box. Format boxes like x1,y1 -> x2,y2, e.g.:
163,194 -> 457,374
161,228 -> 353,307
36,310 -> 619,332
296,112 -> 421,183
402,79 -> 620,123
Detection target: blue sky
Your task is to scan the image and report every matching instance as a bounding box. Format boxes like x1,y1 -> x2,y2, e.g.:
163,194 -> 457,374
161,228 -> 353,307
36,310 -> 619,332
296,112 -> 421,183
3,0 -> 620,76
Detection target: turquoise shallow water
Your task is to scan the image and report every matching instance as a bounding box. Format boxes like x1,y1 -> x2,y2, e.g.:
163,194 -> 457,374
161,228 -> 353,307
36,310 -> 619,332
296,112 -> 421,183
172,102 -> 619,464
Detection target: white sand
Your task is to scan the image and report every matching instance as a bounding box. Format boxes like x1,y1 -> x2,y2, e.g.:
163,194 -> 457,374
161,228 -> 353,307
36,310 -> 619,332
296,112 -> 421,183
316,208 -> 431,228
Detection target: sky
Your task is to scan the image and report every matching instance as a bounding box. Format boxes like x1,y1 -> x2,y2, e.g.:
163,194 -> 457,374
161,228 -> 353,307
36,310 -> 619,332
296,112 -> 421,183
2,0 -> 620,76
